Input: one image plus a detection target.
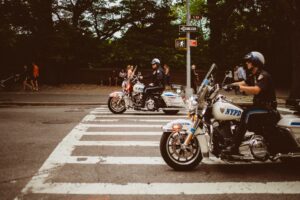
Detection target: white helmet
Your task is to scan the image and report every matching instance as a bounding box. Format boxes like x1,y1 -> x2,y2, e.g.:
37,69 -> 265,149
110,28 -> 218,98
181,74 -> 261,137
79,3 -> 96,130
244,51 -> 265,68
151,58 -> 160,65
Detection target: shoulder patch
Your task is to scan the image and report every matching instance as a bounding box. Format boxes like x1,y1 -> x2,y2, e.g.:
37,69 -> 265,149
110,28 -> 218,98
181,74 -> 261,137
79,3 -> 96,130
258,74 -> 264,80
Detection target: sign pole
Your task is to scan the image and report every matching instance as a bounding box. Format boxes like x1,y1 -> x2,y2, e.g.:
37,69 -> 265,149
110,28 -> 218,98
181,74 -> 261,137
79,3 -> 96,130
186,0 -> 193,98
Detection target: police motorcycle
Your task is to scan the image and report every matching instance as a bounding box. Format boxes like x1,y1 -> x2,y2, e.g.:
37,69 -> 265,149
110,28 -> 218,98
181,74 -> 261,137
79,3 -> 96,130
108,71 -> 185,115
160,63 -> 300,170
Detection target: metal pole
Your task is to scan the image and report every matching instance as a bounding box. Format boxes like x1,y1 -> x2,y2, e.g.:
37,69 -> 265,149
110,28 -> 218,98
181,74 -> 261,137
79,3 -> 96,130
186,0 -> 192,98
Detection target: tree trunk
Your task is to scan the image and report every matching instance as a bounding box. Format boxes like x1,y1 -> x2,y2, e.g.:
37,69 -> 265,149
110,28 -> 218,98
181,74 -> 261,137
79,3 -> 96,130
279,0 -> 300,106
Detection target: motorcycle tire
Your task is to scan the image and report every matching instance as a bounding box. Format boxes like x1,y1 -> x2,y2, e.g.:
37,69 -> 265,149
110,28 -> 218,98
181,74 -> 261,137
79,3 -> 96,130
108,97 -> 126,114
162,110 -> 179,115
160,132 -> 202,171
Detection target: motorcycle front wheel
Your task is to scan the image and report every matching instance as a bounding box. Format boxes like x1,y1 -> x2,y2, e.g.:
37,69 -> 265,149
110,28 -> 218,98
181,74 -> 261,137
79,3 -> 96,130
160,132 -> 202,171
108,97 -> 126,114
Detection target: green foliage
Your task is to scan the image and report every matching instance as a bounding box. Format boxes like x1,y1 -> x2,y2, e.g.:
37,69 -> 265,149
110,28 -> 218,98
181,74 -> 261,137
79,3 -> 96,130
0,0 -> 299,88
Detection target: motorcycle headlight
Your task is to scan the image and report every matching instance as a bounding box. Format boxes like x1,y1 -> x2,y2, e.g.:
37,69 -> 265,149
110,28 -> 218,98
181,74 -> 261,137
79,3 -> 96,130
172,123 -> 183,132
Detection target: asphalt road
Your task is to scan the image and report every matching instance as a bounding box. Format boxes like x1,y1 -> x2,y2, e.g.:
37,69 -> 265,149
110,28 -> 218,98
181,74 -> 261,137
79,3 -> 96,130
0,106 -> 300,200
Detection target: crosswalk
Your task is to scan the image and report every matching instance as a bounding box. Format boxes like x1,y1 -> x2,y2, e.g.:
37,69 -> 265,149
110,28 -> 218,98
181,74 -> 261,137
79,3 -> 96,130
16,106 -> 300,199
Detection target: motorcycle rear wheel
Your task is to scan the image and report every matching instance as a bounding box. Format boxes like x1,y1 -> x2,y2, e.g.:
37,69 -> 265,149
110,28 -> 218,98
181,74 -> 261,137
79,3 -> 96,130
108,97 -> 126,114
160,132 -> 202,171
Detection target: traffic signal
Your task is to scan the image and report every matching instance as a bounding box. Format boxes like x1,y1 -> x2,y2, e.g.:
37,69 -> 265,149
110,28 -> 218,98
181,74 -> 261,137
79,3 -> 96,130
175,39 -> 187,49
175,38 -> 198,49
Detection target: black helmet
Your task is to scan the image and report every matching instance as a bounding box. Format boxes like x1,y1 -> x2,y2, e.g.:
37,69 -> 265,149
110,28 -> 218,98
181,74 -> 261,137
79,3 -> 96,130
244,51 -> 265,68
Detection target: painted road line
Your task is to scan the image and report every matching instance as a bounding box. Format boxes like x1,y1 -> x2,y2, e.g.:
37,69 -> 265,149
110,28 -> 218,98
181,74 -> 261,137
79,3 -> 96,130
83,115 -> 171,123
82,114 -> 96,122
87,119 -> 120,122
90,112 -> 186,118
95,107 -> 109,110
128,119 -> 172,122
83,131 -> 162,136
74,141 -> 159,147
17,122 -> 87,197
91,112 -> 187,115
18,181 -> 300,195
94,107 -> 185,112
80,124 -> 162,128
277,107 -> 295,113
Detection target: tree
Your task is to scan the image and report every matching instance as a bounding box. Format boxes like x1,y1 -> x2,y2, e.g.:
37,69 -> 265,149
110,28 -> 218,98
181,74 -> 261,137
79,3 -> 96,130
278,0 -> 300,104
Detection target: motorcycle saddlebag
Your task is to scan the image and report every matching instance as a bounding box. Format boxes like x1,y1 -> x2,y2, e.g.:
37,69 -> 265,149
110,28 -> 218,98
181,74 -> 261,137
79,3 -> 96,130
277,115 -> 300,147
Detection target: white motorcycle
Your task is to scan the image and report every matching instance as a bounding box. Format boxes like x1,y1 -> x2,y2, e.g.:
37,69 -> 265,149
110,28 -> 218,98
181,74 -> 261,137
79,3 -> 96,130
160,64 -> 300,170
108,72 -> 185,114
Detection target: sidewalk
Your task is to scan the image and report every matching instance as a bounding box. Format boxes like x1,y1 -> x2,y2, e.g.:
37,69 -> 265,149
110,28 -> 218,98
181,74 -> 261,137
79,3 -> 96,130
0,84 -> 288,106
0,84 -> 119,106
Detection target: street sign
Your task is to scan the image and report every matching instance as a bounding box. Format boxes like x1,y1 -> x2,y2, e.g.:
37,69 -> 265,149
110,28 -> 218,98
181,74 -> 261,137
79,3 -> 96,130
191,15 -> 202,20
179,25 -> 198,33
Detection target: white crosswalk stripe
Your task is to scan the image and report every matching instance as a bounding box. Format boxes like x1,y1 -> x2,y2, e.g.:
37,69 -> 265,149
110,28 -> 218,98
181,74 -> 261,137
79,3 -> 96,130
80,123 -> 163,128
74,140 -> 159,146
90,111 -> 186,117
19,182 -> 300,195
16,106 -> 300,198
83,131 -> 162,136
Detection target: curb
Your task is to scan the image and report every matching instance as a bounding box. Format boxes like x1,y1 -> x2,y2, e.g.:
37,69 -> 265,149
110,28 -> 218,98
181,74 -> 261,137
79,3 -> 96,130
0,102 -> 107,106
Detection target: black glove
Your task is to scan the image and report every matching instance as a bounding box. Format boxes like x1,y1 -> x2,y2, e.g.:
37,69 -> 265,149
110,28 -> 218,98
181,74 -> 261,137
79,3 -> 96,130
231,84 -> 240,91
223,84 -> 239,91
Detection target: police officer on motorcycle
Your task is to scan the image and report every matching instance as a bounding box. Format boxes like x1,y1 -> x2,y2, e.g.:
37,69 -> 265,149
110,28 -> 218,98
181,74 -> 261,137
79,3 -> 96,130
142,58 -> 165,107
224,51 -> 279,155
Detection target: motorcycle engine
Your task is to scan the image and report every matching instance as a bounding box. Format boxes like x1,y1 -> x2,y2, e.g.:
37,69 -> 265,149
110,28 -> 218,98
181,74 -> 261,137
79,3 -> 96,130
249,135 -> 269,161
145,97 -> 156,111
132,93 -> 142,106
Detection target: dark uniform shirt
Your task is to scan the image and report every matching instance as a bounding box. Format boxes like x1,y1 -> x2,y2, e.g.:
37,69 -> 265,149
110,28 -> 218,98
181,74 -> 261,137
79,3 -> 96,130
152,66 -> 165,87
245,69 -> 277,108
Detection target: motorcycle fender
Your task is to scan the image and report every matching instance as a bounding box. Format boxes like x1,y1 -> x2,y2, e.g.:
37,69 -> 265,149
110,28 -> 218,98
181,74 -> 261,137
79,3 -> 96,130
196,128 -> 210,157
109,91 -> 124,98
162,119 -> 193,132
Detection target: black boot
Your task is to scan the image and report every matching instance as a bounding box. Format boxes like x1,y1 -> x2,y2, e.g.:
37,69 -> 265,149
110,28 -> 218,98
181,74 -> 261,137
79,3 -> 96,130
222,144 -> 241,155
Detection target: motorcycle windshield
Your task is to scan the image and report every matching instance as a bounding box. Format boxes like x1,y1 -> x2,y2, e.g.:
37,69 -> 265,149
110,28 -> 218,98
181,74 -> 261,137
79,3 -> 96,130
197,63 -> 217,95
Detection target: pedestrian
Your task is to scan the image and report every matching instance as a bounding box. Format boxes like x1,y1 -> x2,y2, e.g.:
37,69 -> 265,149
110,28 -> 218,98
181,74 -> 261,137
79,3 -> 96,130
31,62 -> 39,91
163,64 -> 170,87
237,65 -> 246,81
22,65 -> 33,91
191,64 -> 199,93
119,68 -> 127,79
233,66 -> 240,94
118,68 -> 127,85
233,66 -> 239,82
237,65 -> 247,95
127,65 -> 134,80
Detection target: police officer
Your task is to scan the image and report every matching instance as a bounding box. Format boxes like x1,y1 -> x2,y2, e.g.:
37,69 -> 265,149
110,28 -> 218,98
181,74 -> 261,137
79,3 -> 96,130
223,51 -> 279,155
143,58 -> 165,105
